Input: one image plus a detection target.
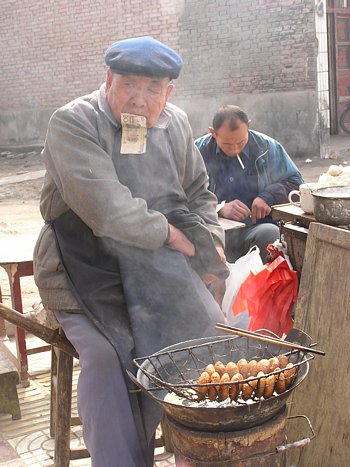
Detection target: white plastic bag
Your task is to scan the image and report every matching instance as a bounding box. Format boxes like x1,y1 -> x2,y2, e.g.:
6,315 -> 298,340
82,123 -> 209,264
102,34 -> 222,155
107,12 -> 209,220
221,246 -> 264,327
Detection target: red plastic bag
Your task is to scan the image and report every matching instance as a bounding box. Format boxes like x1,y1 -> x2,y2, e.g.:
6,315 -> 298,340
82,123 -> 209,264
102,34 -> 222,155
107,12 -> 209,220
231,255 -> 298,337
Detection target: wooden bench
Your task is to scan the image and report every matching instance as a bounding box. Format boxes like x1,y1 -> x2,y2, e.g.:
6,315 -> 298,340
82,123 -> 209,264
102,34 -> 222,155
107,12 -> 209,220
0,349 -> 21,420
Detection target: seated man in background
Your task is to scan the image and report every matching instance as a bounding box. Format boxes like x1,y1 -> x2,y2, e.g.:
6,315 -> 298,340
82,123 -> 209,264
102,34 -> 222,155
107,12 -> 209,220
195,105 -> 303,262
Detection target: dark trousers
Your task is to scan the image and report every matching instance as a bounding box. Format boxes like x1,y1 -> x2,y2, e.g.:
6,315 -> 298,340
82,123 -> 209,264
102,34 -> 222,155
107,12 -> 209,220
225,223 -> 280,263
54,311 -> 153,467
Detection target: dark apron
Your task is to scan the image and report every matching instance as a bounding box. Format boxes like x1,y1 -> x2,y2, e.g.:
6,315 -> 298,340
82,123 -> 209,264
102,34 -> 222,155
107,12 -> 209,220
49,209 -> 228,458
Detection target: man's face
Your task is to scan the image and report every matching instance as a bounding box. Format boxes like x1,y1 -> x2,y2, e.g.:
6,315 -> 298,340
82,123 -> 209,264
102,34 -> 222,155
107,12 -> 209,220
105,71 -> 173,128
210,119 -> 249,157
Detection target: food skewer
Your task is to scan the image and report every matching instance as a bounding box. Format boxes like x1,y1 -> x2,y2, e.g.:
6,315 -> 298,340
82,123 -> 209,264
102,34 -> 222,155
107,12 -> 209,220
216,323 -> 325,356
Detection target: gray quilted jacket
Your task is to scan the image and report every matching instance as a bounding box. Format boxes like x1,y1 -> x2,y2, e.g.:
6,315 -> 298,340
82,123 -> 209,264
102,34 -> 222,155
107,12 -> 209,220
34,84 -> 224,312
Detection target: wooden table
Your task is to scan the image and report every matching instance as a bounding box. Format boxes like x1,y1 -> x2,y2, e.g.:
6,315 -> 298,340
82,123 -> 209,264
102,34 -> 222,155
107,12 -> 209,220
271,203 -> 316,227
218,217 -> 245,231
0,235 -> 50,385
273,202 -> 350,274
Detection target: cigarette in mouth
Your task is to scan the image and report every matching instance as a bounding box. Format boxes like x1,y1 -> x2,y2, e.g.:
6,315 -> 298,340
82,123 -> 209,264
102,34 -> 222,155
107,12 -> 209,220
237,155 -> 245,169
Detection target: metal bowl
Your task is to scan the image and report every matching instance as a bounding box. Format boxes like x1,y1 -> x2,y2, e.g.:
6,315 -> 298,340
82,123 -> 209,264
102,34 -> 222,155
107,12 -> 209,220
312,185 -> 350,226
130,331 -> 311,432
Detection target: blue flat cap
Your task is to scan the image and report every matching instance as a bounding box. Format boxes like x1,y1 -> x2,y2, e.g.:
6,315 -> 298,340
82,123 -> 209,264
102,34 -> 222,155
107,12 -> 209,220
105,36 -> 183,79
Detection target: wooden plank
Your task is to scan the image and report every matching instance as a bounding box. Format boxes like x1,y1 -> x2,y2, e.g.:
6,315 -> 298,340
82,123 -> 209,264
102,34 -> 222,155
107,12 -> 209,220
287,222 -> 350,467
0,303 -> 78,358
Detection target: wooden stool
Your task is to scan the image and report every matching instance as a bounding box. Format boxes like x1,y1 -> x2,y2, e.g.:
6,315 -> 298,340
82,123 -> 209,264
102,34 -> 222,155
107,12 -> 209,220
0,303 -> 90,466
50,331 -> 90,467
50,332 -> 174,465
0,349 -> 21,420
0,303 -> 171,464
0,235 -> 51,385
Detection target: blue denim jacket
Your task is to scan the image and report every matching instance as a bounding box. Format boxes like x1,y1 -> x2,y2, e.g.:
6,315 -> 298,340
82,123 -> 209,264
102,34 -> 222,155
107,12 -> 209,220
195,130 -> 303,207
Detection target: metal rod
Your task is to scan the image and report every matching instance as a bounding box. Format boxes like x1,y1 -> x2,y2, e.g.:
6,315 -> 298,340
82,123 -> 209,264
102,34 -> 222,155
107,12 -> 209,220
216,323 -> 325,356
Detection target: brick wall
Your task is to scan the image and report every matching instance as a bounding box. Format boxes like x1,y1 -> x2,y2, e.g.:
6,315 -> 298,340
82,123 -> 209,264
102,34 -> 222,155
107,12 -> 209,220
1,0 -> 317,109
0,0 -> 319,156
1,0 -> 182,110
177,0 -> 317,98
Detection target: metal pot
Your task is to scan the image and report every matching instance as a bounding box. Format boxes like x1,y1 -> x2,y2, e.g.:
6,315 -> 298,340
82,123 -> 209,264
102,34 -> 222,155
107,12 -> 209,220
312,185 -> 350,226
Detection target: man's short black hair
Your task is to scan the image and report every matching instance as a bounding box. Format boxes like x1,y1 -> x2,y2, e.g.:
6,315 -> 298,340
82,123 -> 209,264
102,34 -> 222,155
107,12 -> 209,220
212,105 -> 249,132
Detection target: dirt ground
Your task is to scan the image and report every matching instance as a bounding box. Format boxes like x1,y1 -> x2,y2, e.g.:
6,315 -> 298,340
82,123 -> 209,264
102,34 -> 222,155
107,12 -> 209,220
0,149 -> 44,313
0,149 -> 43,236
1,142 -> 350,312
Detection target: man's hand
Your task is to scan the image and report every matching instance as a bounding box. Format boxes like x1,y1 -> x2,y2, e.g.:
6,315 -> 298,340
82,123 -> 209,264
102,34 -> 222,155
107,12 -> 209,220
219,200 -> 251,221
251,197 -> 271,224
166,224 -> 195,256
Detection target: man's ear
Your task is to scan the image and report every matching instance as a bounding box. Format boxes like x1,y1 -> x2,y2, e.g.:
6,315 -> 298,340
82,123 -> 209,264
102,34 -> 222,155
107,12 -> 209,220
165,82 -> 174,100
209,127 -> 216,139
106,69 -> 113,91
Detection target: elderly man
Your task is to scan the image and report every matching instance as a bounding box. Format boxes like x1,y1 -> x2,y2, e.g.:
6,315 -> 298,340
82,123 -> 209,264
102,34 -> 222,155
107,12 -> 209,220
34,37 -> 228,466
195,105 -> 303,262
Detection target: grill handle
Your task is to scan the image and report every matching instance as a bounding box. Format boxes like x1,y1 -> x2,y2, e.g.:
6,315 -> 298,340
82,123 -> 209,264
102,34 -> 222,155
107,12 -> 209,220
276,438 -> 311,452
126,369 -> 163,397
275,414 -> 316,453
127,370 -> 145,394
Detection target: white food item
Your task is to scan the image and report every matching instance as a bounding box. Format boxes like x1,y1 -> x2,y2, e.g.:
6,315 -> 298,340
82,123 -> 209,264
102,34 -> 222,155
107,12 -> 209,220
327,165 -> 343,176
318,165 -> 350,186
163,390 -> 260,407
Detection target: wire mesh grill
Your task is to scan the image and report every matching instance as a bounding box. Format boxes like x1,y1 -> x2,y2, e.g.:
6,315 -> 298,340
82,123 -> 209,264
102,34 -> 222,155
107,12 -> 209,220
134,335 -> 312,402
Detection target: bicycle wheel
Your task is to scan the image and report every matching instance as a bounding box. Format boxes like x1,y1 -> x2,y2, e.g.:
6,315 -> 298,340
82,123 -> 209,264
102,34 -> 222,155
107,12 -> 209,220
339,107 -> 350,134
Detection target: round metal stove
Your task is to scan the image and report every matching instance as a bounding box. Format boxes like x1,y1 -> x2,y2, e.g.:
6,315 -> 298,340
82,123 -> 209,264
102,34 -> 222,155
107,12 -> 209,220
165,405 -> 288,467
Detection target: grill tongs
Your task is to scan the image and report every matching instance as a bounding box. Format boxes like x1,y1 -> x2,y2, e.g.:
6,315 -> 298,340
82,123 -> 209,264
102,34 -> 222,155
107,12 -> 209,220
216,323 -> 326,356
